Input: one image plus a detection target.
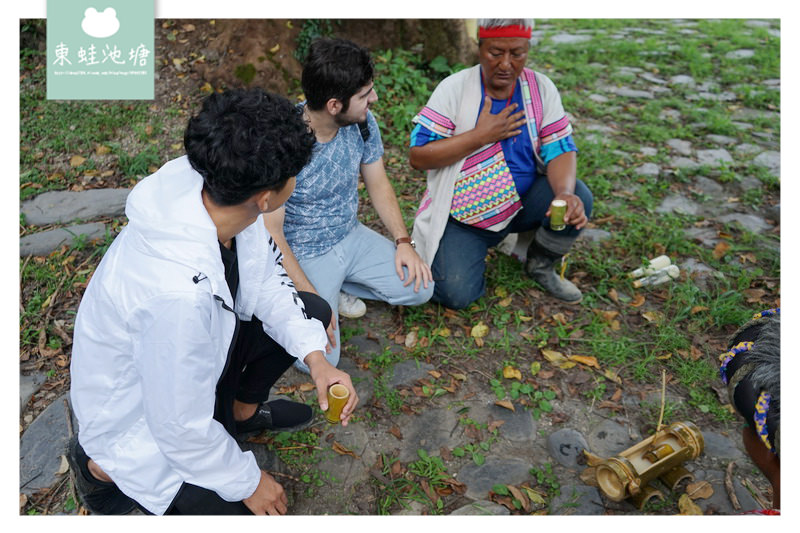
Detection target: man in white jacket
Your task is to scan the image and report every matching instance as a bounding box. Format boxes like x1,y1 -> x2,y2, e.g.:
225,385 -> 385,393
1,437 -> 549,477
69,88 -> 358,515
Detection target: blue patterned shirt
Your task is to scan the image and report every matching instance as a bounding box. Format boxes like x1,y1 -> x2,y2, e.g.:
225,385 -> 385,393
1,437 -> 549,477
284,106 -> 384,259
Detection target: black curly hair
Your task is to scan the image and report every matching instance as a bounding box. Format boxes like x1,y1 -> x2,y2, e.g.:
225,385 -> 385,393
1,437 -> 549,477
301,38 -> 373,113
184,88 -> 316,206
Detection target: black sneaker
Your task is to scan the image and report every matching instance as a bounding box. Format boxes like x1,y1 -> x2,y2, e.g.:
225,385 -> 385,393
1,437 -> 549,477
67,435 -> 137,515
234,399 -> 313,435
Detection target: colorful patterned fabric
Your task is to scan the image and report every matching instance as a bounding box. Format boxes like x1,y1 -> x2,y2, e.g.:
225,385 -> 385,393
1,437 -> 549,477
449,143 -> 521,230
719,341 -> 754,383
754,390 -> 773,452
753,307 -> 780,320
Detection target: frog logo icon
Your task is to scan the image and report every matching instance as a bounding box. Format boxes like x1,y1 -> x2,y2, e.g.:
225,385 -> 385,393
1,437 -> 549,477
81,7 -> 120,39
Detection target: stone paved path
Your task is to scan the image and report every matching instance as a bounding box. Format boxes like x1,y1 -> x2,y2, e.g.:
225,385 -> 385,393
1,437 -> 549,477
20,18 -> 779,515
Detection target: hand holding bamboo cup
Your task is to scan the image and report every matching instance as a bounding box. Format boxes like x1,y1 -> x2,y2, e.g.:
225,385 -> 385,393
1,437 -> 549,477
325,383 -> 350,424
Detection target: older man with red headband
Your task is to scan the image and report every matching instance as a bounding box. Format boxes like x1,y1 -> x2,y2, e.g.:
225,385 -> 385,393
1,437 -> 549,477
409,19 -> 593,309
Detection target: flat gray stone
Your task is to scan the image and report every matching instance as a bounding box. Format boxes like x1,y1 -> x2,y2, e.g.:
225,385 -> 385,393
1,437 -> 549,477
550,33 -> 592,45
634,163 -> 660,177
346,334 -> 382,355
449,500 -> 510,515
716,213 -> 772,234
398,408 -> 459,462
337,357 -> 374,407
588,94 -> 609,103
701,432 -> 745,461
752,151 -> 780,176
316,423 -> 373,485
697,149 -> 734,166
656,195 -> 701,216
735,143 -> 761,155
669,74 -> 696,86
586,419 -> 639,458
547,428 -> 589,468
640,73 -> 667,85
685,227 -> 721,247
706,134 -> 737,145
20,222 -> 107,256
580,228 -> 612,243
458,458 -> 533,500
486,403 -> 537,442
614,87 -> 653,99
20,393 -> 77,495
692,469 -> 760,514
725,49 -> 755,60
22,188 -> 131,226
681,258 -> 720,277
666,139 -> 693,156
669,156 -> 700,170
693,176 -> 725,197
389,360 -> 435,389
639,147 -> 658,157
550,484 -> 605,515
20,372 -> 47,413
693,91 -> 738,102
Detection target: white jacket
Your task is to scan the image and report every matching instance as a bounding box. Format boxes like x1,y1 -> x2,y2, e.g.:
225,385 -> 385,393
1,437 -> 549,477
70,156 -> 327,514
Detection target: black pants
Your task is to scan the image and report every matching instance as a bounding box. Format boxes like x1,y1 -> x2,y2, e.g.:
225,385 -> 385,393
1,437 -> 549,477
84,291 -> 331,515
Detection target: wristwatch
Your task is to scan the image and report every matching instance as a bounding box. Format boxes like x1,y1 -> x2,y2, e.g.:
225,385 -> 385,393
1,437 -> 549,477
395,237 -> 416,249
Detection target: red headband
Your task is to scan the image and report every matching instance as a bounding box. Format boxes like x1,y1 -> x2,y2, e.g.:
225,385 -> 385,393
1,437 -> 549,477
478,25 -> 532,39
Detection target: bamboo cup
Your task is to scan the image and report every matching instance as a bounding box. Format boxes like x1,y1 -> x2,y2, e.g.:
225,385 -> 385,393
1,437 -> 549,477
325,384 -> 350,424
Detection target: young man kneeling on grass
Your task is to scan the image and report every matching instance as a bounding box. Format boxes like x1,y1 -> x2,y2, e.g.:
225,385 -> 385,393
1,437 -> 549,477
69,88 -> 358,515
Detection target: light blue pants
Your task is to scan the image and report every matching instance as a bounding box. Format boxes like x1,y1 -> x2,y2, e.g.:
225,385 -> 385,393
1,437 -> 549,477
293,223 -> 434,372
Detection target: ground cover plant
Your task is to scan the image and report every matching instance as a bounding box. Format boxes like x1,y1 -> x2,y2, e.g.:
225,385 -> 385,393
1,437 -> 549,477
20,18 -> 779,515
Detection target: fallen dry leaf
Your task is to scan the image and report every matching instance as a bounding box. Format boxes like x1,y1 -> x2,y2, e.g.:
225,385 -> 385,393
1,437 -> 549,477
642,311 -> 664,323
471,322 -> 489,338
488,420 -> 505,433
690,345 -> 703,361
630,293 -> 646,307
69,155 -> 86,167
712,241 -> 731,260
551,312 -> 568,325
451,372 -> 467,381
686,480 -> 714,500
678,493 -> 704,515
498,296 -> 513,307
608,288 -> 620,304
542,349 -> 577,369
494,286 -> 508,298
690,305 -> 709,314
332,441 -> 359,458
495,400 -> 515,412
405,330 -> 418,348
743,288 -> 766,303
428,370 -> 442,379
569,355 -> 600,368
507,485 -> 530,512
298,382 -> 315,392
433,327 -> 451,338
503,366 -> 522,380
522,486 -> 548,505
388,426 -> 403,440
